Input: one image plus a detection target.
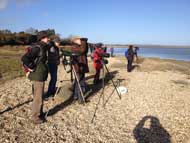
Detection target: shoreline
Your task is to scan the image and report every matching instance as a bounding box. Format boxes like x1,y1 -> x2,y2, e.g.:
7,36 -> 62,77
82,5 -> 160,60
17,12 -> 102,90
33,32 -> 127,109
115,55 -> 190,62
105,45 -> 190,48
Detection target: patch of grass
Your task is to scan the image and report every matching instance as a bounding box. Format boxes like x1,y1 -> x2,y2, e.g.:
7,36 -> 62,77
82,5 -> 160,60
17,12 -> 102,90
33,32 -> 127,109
0,45 -> 26,84
0,56 -> 24,84
0,45 -> 25,56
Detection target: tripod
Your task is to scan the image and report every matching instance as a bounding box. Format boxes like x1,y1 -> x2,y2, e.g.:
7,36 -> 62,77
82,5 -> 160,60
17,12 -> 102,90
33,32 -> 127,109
63,55 -> 86,104
91,59 -> 121,123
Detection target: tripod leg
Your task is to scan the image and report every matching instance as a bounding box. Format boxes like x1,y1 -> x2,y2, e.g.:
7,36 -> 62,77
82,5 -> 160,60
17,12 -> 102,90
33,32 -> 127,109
104,64 -> 121,99
91,93 -> 102,123
102,65 -> 105,106
72,65 -> 85,103
71,64 -> 73,82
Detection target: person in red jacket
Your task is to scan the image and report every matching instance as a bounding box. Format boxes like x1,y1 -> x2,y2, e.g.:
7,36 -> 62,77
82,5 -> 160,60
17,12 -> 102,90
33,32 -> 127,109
93,43 -> 109,84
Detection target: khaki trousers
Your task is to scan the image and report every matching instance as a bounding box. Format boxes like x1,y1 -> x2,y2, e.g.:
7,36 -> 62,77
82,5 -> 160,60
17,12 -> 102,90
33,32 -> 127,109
31,81 -> 44,120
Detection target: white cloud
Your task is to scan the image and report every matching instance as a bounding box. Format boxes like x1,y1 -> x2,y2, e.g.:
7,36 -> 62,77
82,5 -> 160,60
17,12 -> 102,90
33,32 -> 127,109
0,0 -> 9,10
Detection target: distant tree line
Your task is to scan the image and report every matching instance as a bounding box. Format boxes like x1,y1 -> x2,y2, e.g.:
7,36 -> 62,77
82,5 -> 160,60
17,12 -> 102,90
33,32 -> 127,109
0,28 -> 56,46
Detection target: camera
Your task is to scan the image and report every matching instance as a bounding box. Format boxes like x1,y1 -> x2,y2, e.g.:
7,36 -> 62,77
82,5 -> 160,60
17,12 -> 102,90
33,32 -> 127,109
101,53 -> 110,65
103,59 -> 108,64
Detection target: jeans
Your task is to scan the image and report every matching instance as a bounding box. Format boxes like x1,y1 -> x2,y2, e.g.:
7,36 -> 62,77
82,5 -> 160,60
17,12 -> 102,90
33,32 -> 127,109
48,63 -> 58,94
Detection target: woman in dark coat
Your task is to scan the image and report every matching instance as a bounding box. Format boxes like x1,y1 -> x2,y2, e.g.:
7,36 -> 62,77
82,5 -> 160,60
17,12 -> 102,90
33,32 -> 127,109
125,45 -> 134,72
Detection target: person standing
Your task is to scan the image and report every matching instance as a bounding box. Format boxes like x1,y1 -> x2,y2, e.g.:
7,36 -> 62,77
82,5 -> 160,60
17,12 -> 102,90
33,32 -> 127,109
89,43 -> 95,60
125,45 -> 134,72
110,47 -> 114,57
27,31 -> 50,124
133,46 -> 139,62
72,37 -> 89,103
93,43 -> 108,84
46,38 -> 60,96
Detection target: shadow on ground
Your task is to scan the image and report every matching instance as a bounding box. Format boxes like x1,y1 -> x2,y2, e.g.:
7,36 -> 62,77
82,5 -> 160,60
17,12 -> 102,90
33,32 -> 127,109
85,70 -> 119,101
0,99 -> 33,115
46,70 -> 120,117
133,116 -> 171,143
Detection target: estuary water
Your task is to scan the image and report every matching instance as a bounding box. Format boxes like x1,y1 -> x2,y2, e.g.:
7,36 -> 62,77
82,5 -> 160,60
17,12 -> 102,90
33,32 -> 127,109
108,47 -> 190,61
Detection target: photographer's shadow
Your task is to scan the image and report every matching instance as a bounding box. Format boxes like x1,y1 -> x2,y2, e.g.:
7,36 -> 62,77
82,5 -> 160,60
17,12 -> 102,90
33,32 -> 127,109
133,116 -> 171,143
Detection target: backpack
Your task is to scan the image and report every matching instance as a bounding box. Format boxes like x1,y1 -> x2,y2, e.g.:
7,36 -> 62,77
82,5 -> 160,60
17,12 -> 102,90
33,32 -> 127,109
125,49 -> 129,57
21,44 -> 41,73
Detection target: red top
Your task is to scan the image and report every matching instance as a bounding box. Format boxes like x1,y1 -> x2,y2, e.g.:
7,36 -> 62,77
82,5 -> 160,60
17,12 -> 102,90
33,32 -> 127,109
93,48 -> 105,69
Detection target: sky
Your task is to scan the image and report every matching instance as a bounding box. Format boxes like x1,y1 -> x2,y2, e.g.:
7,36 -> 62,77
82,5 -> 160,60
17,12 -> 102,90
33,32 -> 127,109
0,0 -> 189,45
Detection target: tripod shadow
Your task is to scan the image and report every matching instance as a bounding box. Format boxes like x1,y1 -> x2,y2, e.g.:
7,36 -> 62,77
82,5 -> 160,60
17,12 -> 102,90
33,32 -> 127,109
0,99 -> 33,115
133,116 -> 171,143
85,70 -> 118,101
85,74 -> 94,81
46,70 -> 119,117
46,96 -> 73,117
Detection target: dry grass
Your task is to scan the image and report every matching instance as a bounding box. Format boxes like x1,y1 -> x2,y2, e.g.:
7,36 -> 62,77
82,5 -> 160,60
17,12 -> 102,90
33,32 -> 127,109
0,46 -> 25,84
0,45 -> 25,56
0,57 -> 24,84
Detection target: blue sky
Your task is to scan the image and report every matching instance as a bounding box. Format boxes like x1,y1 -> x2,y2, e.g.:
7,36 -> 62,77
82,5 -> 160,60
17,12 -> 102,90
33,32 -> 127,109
0,0 -> 189,45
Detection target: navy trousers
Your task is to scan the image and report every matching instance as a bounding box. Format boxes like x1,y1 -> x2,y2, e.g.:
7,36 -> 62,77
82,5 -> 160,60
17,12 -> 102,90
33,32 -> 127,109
47,63 -> 58,94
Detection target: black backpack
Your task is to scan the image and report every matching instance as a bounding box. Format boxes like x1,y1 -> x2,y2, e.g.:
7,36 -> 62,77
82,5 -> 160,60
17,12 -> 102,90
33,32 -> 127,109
21,44 -> 42,73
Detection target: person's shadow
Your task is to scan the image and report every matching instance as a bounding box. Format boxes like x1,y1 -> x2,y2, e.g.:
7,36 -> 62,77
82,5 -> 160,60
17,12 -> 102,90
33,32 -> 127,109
133,116 -> 171,143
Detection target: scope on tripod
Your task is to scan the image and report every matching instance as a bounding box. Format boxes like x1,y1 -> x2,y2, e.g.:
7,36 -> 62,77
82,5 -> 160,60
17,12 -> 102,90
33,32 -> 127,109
60,49 -> 81,65
99,53 -> 110,58
100,53 -> 110,65
103,58 -> 108,64
60,49 -> 81,74
60,49 -> 81,57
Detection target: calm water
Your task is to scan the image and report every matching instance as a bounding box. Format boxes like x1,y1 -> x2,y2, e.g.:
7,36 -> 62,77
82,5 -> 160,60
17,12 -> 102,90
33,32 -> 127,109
107,47 -> 190,61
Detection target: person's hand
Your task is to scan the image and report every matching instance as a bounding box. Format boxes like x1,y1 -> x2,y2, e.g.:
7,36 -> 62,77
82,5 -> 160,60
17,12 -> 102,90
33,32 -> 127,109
26,72 -> 30,78
28,68 -> 34,72
95,60 -> 101,64
57,60 -> 60,65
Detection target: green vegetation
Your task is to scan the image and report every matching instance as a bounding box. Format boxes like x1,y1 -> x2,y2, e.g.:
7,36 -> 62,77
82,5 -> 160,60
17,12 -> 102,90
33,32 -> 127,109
0,29 -> 55,46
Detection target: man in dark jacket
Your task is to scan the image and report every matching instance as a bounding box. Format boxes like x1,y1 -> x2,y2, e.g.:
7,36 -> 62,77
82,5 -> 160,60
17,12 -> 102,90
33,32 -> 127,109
125,45 -> 134,72
28,31 -> 50,124
46,38 -> 60,96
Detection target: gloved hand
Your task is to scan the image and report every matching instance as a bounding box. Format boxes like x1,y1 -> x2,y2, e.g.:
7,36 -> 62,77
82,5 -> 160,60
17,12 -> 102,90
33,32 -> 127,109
95,60 -> 101,64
